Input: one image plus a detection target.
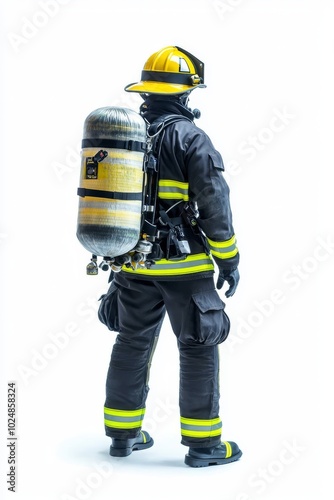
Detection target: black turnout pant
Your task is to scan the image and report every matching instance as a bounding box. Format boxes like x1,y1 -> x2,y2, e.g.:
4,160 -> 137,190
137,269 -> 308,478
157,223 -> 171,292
104,273 -> 229,448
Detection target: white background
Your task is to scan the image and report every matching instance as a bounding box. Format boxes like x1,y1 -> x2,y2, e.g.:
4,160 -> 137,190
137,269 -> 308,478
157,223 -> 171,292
1,1 -> 333,499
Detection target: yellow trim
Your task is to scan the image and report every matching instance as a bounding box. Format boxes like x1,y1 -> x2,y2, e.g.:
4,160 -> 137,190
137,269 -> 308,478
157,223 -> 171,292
140,431 -> 147,444
210,248 -> 239,259
123,263 -> 214,276
223,441 -> 232,458
180,416 -> 222,438
159,180 -> 188,189
180,417 -> 221,427
125,253 -> 209,264
158,179 -> 189,201
207,234 -> 238,260
104,408 -> 145,429
104,420 -> 143,429
104,408 -> 145,417
122,253 -> 214,276
158,192 -> 189,201
206,235 -> 236,248
181,428 -> 222,438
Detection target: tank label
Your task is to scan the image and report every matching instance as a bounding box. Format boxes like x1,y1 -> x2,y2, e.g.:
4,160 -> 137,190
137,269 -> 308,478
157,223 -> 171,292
85,157 -> 98,179
85,149 -> 108,179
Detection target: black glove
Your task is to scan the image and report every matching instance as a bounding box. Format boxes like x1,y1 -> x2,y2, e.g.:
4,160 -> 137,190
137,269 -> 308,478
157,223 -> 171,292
216,268 -> 240,297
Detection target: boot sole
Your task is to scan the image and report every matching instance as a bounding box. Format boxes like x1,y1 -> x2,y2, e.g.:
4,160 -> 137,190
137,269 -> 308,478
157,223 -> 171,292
185,450 -> 242,468
110,438 -> 154,457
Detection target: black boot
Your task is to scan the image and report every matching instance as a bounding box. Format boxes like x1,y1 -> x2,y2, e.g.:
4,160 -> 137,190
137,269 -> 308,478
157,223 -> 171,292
109,430 -> 154,457
185,441 -> 242,468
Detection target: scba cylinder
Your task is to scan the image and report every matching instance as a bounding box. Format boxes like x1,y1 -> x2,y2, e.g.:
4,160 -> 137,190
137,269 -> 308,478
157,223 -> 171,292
76,106 -> 147,259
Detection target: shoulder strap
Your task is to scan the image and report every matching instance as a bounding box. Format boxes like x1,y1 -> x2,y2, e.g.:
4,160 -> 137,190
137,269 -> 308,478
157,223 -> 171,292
148,113 -> 193,138
141,114 -> 192,238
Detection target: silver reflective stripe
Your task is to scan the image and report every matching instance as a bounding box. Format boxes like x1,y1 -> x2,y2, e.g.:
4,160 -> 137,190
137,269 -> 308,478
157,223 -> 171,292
158,180 -> 189,200
180,416 -> 222,438
78,201 -> 142,212
207,235 -> 238,259
122,253 -> 214,276
148,257 -> 212,270
104,414 -> 144,423
181,421 -> 222,432
209,242 -> 237,254
104,408 -> 145,429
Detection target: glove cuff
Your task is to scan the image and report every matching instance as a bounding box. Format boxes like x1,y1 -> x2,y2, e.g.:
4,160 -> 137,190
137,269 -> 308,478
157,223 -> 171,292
212,253 -> 239,272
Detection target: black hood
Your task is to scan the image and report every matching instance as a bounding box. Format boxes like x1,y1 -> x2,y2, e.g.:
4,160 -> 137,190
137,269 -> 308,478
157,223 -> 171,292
139,95 -> 195,123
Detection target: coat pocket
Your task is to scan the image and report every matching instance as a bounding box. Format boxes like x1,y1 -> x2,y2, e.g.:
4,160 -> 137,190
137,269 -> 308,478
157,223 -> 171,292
208,151 -> 225,171
98,281 -> 119,332
191,290 -> 230,345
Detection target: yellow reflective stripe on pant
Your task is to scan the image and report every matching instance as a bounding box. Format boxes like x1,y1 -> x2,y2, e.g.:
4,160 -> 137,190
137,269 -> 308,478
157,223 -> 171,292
206,235 -> 239,260
104,408 -> 145,430
158,179 -> 189,201
180,417 -> 222,439
122,253 -> 214,277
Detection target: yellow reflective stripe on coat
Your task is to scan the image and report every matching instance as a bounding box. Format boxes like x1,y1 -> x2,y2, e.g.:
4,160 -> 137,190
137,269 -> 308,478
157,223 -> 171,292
104,407 -> 145,429
122,253 -> 214,276
180,416 -> 222,438
158,179 -> 189,201
206,235 -> 239,260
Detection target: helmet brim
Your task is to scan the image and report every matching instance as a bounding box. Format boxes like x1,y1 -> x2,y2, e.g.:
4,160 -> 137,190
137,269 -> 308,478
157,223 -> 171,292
124,80 -> 206,95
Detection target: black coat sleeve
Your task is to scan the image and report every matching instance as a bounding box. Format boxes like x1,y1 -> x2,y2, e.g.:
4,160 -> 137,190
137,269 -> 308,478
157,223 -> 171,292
184,126 -> 240,270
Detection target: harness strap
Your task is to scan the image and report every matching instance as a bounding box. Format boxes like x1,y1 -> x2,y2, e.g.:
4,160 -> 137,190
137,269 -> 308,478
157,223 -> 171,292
82,138 -> 147,152
77,187 -> 142,201
158,210 -> 183,228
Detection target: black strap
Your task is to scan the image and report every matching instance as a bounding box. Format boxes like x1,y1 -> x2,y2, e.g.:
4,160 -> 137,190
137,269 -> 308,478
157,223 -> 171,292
77,187 -> 142,201
141,70 -> 195,86
148,114 -> 192,137
82,138 -> 146,152
159,210 -> 183,228
142,114 -> 193,235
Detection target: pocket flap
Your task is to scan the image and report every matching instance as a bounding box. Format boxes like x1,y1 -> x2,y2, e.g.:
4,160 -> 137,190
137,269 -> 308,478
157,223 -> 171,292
192,291 -> 225,313
209,151 -> 225,171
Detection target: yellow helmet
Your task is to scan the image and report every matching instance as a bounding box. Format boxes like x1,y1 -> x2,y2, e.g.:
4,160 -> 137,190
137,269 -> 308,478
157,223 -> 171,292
124,46 -> 206,95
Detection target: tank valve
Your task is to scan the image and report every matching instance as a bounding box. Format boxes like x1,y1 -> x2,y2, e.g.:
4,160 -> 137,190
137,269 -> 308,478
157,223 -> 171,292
99,259 -> 110,272
111,254 -> 131,272
86,255 -> 98,275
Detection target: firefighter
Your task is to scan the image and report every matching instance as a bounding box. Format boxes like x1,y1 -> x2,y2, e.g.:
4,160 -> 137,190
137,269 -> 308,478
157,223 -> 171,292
104,46 -> 242,468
